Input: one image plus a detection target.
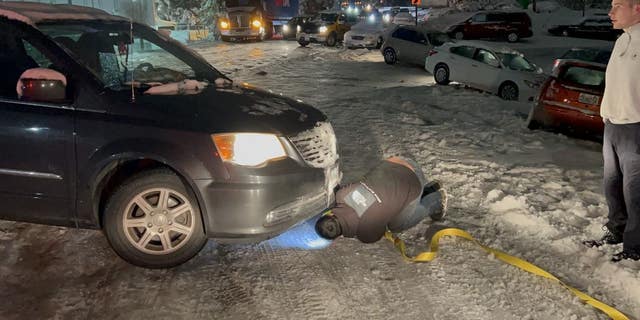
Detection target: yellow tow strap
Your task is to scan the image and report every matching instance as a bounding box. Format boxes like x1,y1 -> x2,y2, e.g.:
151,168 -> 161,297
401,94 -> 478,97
384,228 -> 630,320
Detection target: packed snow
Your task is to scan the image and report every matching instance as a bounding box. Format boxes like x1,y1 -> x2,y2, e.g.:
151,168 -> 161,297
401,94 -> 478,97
0,5 -> 638,320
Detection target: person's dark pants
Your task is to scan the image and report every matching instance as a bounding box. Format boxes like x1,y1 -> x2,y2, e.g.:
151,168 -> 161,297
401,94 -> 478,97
603,121 -> 640,252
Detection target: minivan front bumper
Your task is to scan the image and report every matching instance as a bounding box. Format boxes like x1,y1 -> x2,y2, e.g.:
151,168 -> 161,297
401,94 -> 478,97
195,161 -> 340,243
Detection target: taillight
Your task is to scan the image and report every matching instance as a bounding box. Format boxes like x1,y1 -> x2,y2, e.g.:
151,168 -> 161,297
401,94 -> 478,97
544,79 -> 560,100
428,49 -> 437,56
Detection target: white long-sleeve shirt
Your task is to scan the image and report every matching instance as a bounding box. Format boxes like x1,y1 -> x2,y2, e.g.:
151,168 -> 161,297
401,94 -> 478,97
600,23 -> 640,124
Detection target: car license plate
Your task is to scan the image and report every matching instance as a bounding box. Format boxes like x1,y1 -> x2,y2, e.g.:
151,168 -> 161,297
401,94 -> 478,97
578,92 -> 599,105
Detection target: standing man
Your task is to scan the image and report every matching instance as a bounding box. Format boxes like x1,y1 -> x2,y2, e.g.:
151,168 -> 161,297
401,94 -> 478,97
584,0 -> 640,262
315,157 -> 446,243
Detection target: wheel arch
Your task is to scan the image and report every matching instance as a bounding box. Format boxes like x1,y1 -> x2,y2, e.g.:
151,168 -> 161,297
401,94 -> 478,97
77,139 -> 220,233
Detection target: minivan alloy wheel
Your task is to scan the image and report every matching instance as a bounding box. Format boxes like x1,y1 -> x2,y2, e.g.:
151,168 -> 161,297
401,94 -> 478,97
104,169 -> 207,268
123,187 -> 195,255
507,32 -> 518,42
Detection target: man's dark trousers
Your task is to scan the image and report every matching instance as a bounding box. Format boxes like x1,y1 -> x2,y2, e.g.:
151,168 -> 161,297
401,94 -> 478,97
603,121 -> 640,252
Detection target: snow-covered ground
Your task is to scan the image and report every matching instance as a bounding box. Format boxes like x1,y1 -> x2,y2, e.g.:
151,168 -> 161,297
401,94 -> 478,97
0,8 -> 637,320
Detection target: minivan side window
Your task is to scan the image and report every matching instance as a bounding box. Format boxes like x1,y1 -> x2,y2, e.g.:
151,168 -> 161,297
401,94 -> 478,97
0,34 -> 56,99
487,13 -> 505,22
450,45 -> 476,58
472,14 -> 487,23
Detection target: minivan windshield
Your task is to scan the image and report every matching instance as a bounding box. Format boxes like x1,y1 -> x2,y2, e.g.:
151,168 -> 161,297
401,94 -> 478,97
496,52 -> 536,72
312,13 -> 338,22
38,22 -> 222,91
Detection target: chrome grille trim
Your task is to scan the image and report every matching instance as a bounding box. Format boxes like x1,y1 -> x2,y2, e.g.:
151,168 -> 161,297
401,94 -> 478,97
288,122 -> 338,168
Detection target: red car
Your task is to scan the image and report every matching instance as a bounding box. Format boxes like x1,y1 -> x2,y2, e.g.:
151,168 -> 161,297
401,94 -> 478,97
526,60 -> 606,137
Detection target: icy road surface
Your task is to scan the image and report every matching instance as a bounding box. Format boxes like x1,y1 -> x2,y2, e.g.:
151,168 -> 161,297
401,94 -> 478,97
1,34 -> 638,319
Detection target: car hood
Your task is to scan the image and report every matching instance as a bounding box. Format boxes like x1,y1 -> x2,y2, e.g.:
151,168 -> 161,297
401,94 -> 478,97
120,82 -> 327,136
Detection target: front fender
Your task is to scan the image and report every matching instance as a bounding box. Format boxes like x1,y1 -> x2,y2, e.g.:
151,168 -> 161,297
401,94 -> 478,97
75,137 -> 227,228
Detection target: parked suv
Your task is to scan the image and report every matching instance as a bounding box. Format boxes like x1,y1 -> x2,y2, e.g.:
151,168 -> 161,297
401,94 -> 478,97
0,2 -> 341,268
297,10 -> 357,47
446,11 -> 533,42
381,25 -> 451,66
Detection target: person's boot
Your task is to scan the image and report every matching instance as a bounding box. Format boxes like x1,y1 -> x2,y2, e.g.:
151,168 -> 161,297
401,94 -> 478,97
611,249 -> 640,262
422,181 -> 441,198
583,227 -> 623,248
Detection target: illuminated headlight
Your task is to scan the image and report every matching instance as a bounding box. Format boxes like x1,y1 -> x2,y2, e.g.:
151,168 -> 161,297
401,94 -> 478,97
283,24 -> 290,33
383,14 -> 390,22
368,14 -> 375,22
297,25 -> 301,32
319,26 -> 328,33
252,20 -> 262,28
220,20 -> 230,29
524,80 -> 539,88
212,133 -> 287,167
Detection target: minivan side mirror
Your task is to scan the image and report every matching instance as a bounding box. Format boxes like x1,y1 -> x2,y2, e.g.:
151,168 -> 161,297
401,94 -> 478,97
17,68 -> 68,103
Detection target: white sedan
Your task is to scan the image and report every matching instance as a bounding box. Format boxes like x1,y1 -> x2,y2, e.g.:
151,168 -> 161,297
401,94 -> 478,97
344,19 -> 388,49
425,41 -> 546,101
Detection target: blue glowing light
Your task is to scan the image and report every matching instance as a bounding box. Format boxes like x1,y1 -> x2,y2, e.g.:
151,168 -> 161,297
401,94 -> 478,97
262,214 -> 333,250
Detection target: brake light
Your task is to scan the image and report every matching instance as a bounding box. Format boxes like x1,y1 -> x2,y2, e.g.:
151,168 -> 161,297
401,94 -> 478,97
544,79 -> 560,100
428,49 -> 438,56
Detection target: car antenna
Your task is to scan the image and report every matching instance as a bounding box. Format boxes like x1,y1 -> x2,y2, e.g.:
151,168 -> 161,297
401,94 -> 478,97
130,18 -> 136,103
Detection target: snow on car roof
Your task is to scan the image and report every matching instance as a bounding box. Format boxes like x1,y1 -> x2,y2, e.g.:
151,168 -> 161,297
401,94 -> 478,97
0,1 -> 128,26
448,40 -> 522,54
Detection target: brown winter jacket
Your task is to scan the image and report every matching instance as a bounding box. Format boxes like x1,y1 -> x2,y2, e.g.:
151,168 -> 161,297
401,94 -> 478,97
332,160 -> 422,243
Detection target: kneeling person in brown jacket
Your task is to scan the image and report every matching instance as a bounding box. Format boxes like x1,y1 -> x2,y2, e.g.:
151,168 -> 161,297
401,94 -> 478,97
316,157 -> 446,243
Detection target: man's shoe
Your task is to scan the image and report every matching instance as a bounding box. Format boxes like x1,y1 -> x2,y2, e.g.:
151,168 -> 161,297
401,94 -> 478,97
420,189 -> 447,221
583,229 -> 623,248
422,180 -> 441,198
612,250 -> 640,262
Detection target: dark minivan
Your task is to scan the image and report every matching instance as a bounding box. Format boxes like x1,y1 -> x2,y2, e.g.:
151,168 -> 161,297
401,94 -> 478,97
446,11 -> 533,42
0,2 -> 341,268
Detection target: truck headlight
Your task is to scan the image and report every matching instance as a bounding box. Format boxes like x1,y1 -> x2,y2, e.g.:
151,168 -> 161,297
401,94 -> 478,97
212,133 -> 287,167
283,24 -> 290,33
319,26 -> 328,33
220,20 -> 230,29
297,25 -> 301,32
252,20 -> 262,28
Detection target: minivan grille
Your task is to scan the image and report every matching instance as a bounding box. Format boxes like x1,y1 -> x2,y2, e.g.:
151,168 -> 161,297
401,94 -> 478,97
288,122 -> 338,168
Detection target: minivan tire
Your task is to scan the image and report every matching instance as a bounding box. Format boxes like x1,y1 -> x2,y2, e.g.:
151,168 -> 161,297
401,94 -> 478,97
499,81 -> 519,101
103,169 -> 207,269
434,63 -> 450,85
454,31 -> 464,40
383,47 -> 397,64
506,32 -> 519,42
